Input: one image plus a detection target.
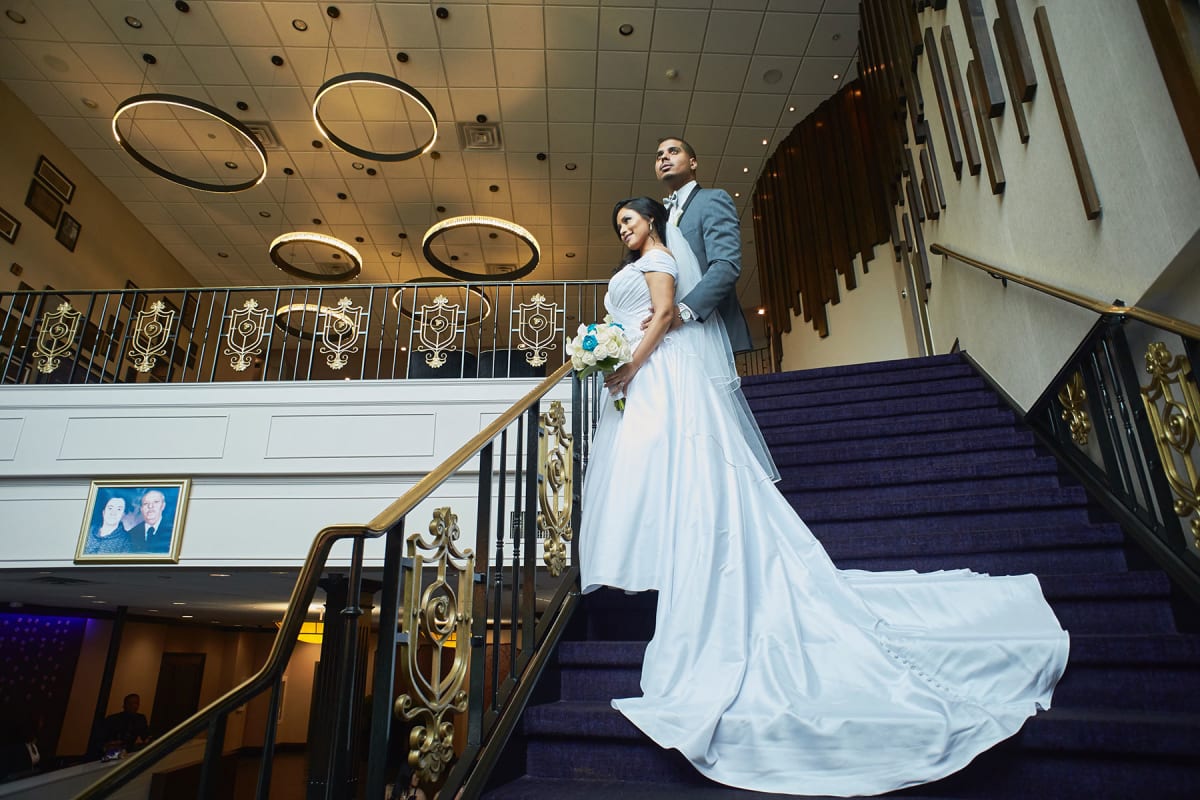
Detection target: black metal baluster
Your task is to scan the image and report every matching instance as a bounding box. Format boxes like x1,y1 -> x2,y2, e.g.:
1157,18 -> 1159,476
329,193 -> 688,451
468,441 -> 494,749
197,712 -> 227,799
520,403 -> 540,666
328,537 -> 366,798
255,675 -> 283,800
510,415 -> 524,677
365,518 -> 407,800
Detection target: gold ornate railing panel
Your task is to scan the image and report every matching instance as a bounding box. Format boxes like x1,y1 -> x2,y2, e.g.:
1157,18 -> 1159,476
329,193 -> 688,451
395,506 -> 476,785
538,400 -> 574,576
1058,369 -> 1092,446
32,302 -> 82,374
129,300 -> 176,373
1140,342 -> 1200,551
515,293 -> 560,368
416,295 -> 465,368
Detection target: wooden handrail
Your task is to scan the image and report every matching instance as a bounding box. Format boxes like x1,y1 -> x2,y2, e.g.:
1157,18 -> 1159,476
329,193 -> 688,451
930,243 -> 1200,341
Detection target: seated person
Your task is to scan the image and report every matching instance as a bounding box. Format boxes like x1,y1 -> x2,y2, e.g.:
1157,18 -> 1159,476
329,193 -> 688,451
99,693 -> 149,754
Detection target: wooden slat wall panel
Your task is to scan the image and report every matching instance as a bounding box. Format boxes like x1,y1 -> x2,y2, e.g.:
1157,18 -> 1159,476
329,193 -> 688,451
993,17 -> 1031,143
924,26 -> 965,179
941,26 -> 984,176
958,0 -> 1006,116
968,59 -> 1007,194
997,0 -> 1038,101
1034,6 -> 1102,219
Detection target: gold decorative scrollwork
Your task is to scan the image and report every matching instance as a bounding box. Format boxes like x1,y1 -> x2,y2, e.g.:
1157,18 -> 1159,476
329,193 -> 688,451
1140,342 -> 1200,549
395,507 -> 474,786
1057,369 -> 1092,446
319,297 -> 365,370
224,299 -> 269,372
515,293 -> 559,367
32,302 -> 82,374
538,400 -> 574,576
129,300 -> 176,373
416,295 -> 463,369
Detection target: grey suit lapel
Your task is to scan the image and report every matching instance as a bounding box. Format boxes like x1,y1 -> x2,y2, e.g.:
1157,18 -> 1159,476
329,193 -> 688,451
677,184 -> 702,222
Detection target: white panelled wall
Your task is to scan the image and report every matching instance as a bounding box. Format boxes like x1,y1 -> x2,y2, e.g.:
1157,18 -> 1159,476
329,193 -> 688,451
0,378 -> 571,568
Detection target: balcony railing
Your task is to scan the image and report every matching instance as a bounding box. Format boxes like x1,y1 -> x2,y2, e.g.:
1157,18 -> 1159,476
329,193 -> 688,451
0,282 -> 609,385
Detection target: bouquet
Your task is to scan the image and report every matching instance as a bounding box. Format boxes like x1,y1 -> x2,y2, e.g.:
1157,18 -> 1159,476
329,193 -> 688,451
566,315 -> 634,411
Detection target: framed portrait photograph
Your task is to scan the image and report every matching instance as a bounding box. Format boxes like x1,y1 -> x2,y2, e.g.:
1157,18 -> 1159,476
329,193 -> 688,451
25,179 -> 62,227
75,478 -> 191,563
0,206 -> 19,243
56,212 -> 81,252
35,155 -> 75,202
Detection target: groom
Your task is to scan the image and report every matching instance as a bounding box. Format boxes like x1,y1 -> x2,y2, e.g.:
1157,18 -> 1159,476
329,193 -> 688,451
654,137 -> 754,353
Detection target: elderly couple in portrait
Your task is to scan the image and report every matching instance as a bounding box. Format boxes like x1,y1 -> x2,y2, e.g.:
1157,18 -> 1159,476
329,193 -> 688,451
579,137 -> 1069,795
81,488 -> 174,556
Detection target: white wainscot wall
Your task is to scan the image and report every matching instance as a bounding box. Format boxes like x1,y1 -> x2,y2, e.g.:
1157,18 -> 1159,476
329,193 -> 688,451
0,378 -> 571,568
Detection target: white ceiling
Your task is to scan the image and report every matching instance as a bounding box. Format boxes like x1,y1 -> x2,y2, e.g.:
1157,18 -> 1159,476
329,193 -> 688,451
0,0 -> 859,623
0,0 -> 860,314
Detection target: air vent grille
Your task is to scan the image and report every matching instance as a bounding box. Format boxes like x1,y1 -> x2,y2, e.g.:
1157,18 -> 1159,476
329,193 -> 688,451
457,122 -> 502,151
243,120 -> 284,150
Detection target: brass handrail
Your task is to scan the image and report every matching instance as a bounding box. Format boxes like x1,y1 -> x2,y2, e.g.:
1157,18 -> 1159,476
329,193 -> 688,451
367,361 -> 573,533
77,361 -> 575,799
930,243 -> 1200,341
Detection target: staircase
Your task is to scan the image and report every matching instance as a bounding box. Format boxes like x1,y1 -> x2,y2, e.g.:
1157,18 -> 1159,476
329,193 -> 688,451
483,354 -> 1200,799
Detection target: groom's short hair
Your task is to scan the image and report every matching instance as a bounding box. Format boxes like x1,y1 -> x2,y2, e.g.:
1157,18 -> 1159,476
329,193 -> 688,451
656,136 -> 696,160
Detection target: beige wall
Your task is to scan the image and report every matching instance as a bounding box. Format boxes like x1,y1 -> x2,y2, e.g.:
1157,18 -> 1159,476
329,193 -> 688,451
775,0 -> 1200,409
0,82 -> 196,293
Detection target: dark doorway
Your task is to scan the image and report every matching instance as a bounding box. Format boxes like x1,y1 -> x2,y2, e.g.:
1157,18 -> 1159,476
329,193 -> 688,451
149,652 -> 205,737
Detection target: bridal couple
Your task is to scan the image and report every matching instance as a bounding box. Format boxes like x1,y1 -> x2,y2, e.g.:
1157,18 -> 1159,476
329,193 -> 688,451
578,137 -> 1069,796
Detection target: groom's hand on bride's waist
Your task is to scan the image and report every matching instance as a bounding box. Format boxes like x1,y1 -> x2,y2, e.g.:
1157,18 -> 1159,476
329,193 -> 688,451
644,307 -> 685,332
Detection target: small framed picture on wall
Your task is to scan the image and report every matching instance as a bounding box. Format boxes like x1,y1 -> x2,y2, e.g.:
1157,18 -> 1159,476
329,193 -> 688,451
56,212 -> 81,252
75,478 -> 191,563
0,207 -> 18,243
35,155 -> 75,202
25,180 -> 62,227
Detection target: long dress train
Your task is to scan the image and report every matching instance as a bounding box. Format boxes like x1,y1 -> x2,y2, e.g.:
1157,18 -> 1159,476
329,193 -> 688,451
578,245 -> 1069,797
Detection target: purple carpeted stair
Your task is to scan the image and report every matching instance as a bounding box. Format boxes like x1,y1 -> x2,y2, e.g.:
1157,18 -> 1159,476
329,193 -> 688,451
483,354 -> 1200,798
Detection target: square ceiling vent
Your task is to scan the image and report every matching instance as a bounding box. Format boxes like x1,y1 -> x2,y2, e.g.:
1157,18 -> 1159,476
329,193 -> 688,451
458,122 -> 502,150
243,121 -> 284,150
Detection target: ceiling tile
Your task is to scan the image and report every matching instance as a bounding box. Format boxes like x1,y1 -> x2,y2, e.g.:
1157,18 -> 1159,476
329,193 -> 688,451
151,0 -> 229,47
392,50 -> 447,88
432,4 -> 492,49
695,54 -> 750,92
498,88 -> 547,123
640,90 -> 691,125
179,46 -> 248,85
704,11 -> 762,55
544,6 -> 599,51
734,93 -> 788,127
501,121 -> 550,152
595,89 -> 641,123
595,50 -> 646,90
442,50 -> 496,88
597,8 -> 655,52
686,91 -> 739,126
489,5 -> 544,50
494,50 -> 546,89
646,52 -> 699,91
37,0 -> 117,44
208,2 -> 279,48
792,55 -> 847,94
650,9 -> 709,53
545,50 -> 596,89
547,89 -> 594,122
743,55 -> 801,94
591,123 -> 640,154
377,4 -> 439,49
806,13 -> 859,58
549,123 -> 594,153
755,12 -> 818,57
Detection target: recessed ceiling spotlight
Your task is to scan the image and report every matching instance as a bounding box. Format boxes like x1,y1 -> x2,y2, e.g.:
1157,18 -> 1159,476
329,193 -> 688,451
209,572 -> 231,577
832,73 -> 841,80
436,205 -> 446,213
476,113 -> 488,123
292,18 -> 308,31
81,594 -> 96,599
271,54 -> 285,66
391,250 -> 402,257
217,251 -> 229,258
665,68 -> 678,80
172,601 -> 186,605
311,139 -> 323,148
536,152 -> 547,161
125,16 -> 143,29
175,1 -> 190,12
436,7 -> 449,20
763,69 -> 783,84
757,307 -> 766,315
565,162 -> 577,171
258,211 -> 271,218
181,615 -> 193,619
283,167 -> 295,175
761,138 -> 768,145
81,97 -> 99,109
354,236 -> 364,243
396,52 -> 409,63
488,184 -> 499,193
449,255 -> 458,262
366,167 -> 377,176
236,100 -> 249,111
398,232 -> 408,239
92,600 -> 107,604
351,161 -> 365,170
312,218 -> 322,224
142,53 -> 157,65
565,252 -> 576,258
488,232 -> 498,239
224,160 -> 238,169
618,23 -> 634,36
742,167 -> 749,173
788,106 -> 796,112
734,192 -> 741,198
832,33 -> 841,41
6,10 -> 27,24
337,192 -> 348,200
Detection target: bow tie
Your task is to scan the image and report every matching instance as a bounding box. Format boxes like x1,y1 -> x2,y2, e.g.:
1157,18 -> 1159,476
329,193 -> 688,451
663,192 -> 679,209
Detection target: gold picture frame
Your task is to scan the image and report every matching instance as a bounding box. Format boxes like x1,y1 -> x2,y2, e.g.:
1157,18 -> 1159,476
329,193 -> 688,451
75,478 -> 191,563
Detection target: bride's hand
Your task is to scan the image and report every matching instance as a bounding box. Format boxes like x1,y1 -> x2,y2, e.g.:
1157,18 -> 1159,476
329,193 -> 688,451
605,363 -> 638,395
644,307 -> 684,332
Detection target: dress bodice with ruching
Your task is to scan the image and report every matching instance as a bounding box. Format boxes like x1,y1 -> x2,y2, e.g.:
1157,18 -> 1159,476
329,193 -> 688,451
603,249 -> 678,330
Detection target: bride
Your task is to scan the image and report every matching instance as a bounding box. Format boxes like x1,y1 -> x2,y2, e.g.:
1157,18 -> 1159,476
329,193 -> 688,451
578,197 -> 1070,797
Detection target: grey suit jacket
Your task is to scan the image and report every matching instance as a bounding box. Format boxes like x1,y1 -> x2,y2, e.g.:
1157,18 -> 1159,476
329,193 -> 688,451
676,186 -> 753,353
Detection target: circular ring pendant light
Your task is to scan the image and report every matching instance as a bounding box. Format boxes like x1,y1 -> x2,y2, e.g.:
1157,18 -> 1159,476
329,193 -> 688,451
269,232 -> 363,282
421,216 -> 541,281
111,93 -> 268,193
312,72 -> 438,162
390,277 -> 493,326
273,302 -> 356,339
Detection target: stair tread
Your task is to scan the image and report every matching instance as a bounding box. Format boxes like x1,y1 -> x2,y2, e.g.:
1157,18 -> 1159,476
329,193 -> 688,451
484,775 -> 960,799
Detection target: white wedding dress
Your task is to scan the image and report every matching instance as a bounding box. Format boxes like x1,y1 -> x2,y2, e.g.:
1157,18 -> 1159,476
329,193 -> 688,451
578,234 -> 1070,796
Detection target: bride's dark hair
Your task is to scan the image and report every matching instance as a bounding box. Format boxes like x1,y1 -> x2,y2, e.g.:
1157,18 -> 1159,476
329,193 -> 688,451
612,197 -> 668,267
